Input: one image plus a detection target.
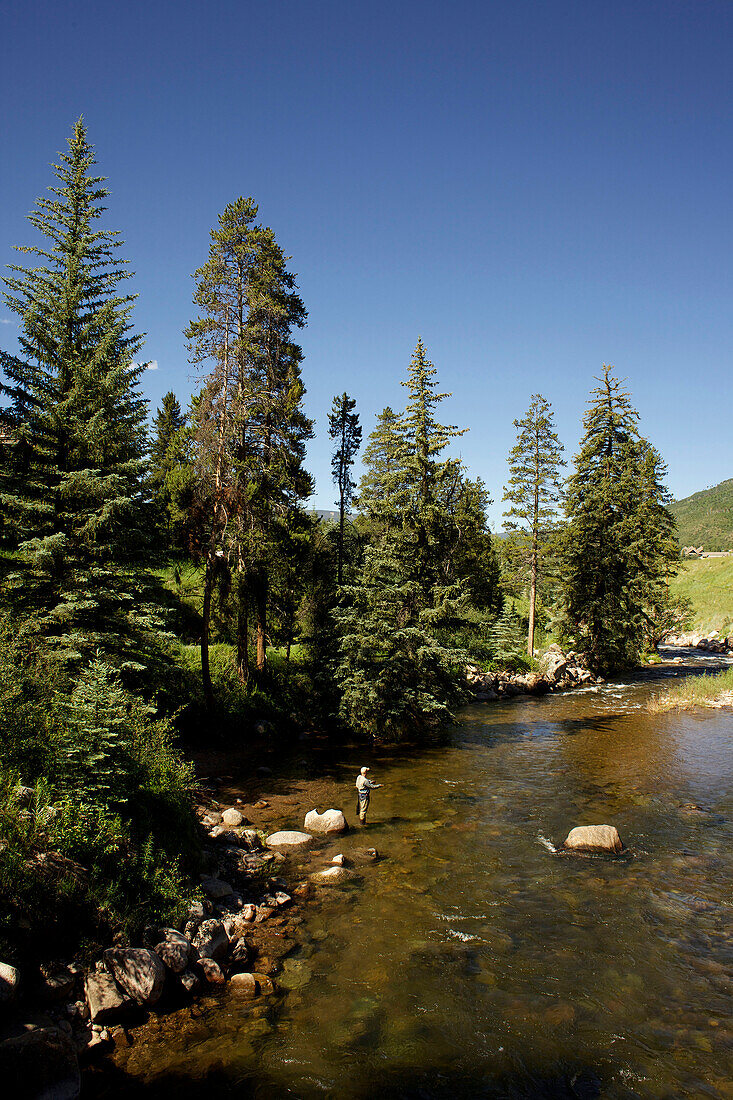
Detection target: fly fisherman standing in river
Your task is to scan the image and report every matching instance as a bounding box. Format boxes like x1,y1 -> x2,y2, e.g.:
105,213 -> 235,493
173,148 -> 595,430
355,767 -> 382,825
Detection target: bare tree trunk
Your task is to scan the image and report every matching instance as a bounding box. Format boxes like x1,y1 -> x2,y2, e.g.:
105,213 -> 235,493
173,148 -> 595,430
337,498 -> 345,585
236,587 -> 249,686
528,544 -> 537,658
201,555 -> 216,711
255,573 -> 268,673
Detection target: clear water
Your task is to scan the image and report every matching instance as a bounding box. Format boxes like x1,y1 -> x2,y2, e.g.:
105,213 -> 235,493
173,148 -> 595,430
94,658 -> 733,1099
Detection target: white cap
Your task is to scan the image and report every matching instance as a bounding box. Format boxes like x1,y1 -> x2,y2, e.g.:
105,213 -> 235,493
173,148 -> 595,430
360,766 -> 369,774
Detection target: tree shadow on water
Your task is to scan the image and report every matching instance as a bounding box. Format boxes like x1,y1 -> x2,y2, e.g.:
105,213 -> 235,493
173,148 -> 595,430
83,1060 -> 609,1100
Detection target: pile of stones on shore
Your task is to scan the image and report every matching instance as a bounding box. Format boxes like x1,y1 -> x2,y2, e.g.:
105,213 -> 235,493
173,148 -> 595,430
663,631 -> 731,654
466,644 -> 601,702
0,797 -> 371,1097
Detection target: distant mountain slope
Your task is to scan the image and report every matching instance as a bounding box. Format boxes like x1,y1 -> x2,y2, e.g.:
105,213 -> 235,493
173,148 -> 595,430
671,478 -> 733,550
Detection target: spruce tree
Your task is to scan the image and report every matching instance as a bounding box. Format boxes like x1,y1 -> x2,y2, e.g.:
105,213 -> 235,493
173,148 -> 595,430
336,340 -> 491,739
150,392 -> 186,487
503,394 -> 565,656
334,538 -> 466,742
400,338 -> 467,595
60,657 -> 132,804
356,406 -> 408,534
149,391 -> 189,550
328,392 -> 361,584
0,120 -> 153,670
561,366 -> 678,673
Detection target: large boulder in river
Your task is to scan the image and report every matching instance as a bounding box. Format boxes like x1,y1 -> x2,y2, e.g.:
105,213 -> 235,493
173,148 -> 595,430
563,825 -> 624,854
539,645 -> 568,684
304,808 -> 347,834
103,947 -> 166,1006
266,830 -> 314,851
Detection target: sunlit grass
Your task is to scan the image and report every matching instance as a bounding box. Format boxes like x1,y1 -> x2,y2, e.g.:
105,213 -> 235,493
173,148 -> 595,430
648,667 -> 733,712
669,557 -> 733,637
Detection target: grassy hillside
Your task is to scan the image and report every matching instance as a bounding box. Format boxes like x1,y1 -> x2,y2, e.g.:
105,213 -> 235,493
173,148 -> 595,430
671,478 -> 733,550
669,556 -> 733,637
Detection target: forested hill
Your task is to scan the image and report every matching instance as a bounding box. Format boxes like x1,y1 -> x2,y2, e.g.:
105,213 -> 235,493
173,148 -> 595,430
671,478 -> 733,550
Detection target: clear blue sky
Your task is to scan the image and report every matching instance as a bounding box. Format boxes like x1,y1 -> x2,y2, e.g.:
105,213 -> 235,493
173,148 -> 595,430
2,0 -> 732,527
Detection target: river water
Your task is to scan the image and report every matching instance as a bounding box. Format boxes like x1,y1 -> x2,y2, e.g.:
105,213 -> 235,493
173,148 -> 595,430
95,653 -> 733,1099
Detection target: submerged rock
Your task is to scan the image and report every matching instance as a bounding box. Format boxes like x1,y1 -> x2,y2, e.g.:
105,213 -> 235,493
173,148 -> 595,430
229,971 -> 258,998
266,830 -> 314,851
563,825 -> 624,854
310,865 -> 352,885
304,808 -> 347,834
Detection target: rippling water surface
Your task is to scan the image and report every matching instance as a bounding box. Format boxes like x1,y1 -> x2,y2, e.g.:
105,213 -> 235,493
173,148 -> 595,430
95,656 -> 733,1099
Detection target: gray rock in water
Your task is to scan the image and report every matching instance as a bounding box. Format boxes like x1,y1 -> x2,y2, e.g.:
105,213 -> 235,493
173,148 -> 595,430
350,847 -> 380,863
229,971 -> 258,998
192,919 -> 229,960
540,646 -> 568,684
563,825 -> 624,854
103,948 -> 166,1006
266,830 -> 314,851
0,961 -> 19,1004
310,865 -> 352,885
197,957 -> 226,985
304,808 -> 347,834
229,937 -> 253,972
84,970 -> 133,1024
0,1027 -> 81,1099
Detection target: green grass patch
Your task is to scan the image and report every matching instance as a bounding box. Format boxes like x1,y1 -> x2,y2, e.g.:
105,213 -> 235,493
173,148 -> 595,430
648,666 -> 733,712
668,556 -> 733,637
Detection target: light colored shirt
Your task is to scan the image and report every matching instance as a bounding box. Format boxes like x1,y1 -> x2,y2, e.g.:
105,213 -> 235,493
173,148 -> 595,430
356,775 -> 380,800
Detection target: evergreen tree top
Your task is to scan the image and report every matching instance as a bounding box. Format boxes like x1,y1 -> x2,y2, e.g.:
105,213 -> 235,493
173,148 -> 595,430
400,338 -> 467,457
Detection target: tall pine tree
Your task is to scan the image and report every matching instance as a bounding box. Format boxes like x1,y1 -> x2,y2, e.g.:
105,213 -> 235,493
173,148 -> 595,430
0,120 -> 153,671
328,392 -> 361,584
186,199 -> 312,696
561,366 -> 678,673
503,394 -> 565,656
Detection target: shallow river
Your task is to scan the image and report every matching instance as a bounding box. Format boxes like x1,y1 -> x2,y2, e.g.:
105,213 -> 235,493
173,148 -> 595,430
94,654 -> 733,1099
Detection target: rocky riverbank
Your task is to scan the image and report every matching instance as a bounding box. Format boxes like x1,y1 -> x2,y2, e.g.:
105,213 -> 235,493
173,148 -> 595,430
663,630 -> 732,654
466,643 -> 602,701
0,790 -> 380,1099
